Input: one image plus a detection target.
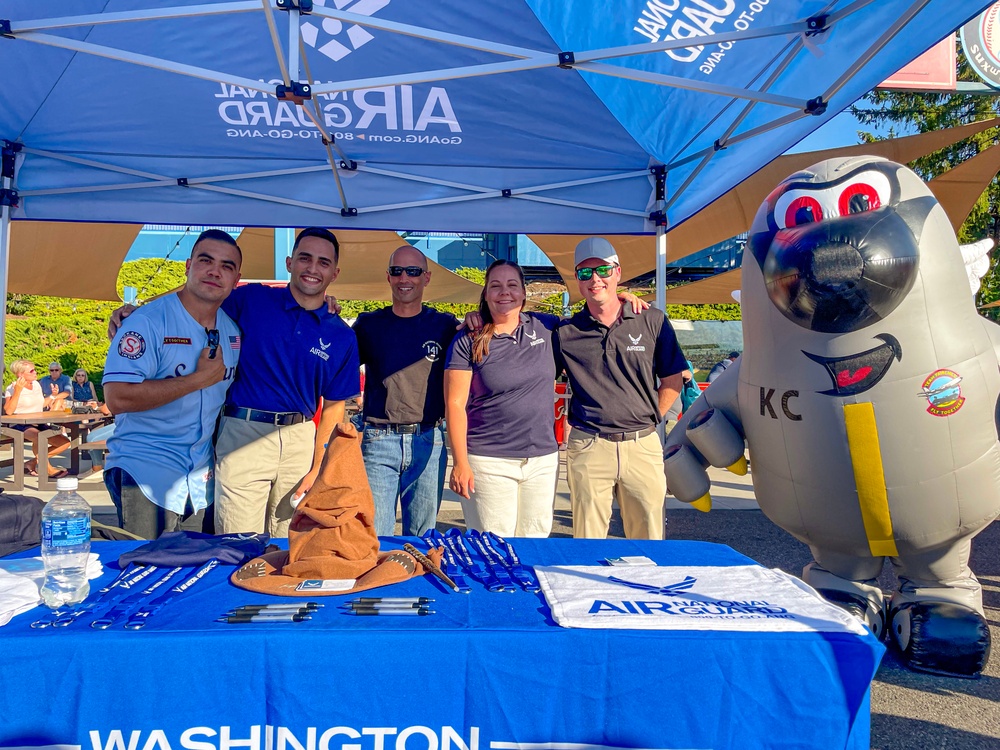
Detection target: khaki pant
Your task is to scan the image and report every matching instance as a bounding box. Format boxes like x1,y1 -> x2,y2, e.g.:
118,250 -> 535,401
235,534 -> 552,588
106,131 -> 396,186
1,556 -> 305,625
566,428 -> 666,540
214,416 -> 316,538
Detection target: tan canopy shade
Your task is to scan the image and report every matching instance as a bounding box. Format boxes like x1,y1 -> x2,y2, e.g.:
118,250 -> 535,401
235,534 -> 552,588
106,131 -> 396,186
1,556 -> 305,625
7,221 -> 141,300
658,269 -> 743,305
532,118 -> 1000,301
236,228 -> 482,304
924,141 -> 1000,230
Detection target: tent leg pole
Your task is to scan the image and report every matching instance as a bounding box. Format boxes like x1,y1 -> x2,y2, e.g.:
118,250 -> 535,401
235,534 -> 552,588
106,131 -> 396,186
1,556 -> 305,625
274,228 -> 294,281
654,222 -> 667,447
654,223 -> 666,311
0,183 -> 11,367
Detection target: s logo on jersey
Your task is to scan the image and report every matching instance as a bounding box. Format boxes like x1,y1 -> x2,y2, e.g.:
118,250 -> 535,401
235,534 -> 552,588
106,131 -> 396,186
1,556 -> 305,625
119,331 -> 146,359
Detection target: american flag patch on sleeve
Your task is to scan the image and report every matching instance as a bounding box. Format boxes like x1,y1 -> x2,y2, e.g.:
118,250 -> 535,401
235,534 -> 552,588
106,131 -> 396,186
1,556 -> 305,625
229,335 -> 241,350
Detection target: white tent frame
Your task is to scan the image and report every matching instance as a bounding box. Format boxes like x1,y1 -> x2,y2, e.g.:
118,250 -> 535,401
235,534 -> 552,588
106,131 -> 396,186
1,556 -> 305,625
0,0 -> 935,325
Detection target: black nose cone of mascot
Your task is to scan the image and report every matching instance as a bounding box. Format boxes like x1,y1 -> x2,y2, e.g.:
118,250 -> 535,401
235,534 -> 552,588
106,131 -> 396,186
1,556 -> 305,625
758,209 -> 920,333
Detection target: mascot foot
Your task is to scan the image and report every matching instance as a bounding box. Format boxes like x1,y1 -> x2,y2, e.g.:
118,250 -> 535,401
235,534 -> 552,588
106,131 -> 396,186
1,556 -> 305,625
890,602 -> 991,678
818,588 -> 885,639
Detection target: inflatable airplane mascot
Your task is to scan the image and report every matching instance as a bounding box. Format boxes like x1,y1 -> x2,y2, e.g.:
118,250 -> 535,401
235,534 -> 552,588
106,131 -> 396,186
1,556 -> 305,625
664,156 -> 998,677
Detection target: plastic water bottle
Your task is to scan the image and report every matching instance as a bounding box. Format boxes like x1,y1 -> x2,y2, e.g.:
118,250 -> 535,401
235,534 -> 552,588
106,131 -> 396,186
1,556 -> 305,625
40,477 -> 92,609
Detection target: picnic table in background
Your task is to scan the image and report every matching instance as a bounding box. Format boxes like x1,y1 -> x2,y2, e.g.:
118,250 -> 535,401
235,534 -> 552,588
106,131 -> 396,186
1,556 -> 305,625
0,410 -> 111,491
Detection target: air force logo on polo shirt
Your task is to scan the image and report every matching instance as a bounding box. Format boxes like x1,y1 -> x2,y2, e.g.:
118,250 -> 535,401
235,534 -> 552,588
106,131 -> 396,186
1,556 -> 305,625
310,338 -> 331,361
627,333 -> 646,352
525,329 -> 546,347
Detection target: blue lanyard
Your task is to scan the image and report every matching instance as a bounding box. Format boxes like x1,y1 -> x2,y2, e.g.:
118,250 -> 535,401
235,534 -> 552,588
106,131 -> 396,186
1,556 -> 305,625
485,532 -> 540,592
443,528 -> 491,586
125,559 -> 219,629
421,530 -> 471,593
466,530 -> 516,592
30,564 -> 154,629
91,566 -> 184,629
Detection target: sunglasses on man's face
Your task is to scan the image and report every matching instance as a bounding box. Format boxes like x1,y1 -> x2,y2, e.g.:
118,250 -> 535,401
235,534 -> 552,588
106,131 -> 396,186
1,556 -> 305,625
387,266 -> 425,278
575,264 -> 617,281
206,328 -> 220,359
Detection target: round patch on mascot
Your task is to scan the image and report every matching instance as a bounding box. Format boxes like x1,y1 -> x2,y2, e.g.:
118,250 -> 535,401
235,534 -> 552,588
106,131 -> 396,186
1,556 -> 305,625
919,369 -> 965,417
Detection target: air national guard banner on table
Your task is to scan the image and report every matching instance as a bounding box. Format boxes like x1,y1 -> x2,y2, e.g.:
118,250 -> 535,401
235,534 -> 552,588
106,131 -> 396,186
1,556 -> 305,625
535,564 -> 871,632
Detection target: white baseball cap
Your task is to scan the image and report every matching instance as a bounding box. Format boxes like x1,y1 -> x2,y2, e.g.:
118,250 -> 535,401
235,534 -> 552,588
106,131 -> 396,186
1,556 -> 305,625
574,237 -> 620,267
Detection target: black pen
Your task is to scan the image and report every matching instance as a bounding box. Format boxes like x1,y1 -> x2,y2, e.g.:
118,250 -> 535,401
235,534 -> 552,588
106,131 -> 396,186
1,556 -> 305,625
352,597 -> 434,604
344,602 -> 422,610
218,613 -> 312,623
350,608 -> 435,616
233,603 -> 322,612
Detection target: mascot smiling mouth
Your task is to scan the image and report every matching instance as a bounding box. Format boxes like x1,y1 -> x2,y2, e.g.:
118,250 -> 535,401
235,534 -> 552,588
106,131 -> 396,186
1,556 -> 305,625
803,333 -> 902,396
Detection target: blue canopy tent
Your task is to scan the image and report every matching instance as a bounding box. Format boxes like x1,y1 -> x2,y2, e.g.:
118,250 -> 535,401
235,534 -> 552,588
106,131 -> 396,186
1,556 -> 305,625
0,0 -> 991,354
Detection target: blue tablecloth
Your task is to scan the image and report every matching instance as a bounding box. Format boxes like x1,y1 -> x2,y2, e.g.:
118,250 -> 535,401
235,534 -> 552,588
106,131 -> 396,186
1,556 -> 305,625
0,539 -> 883,750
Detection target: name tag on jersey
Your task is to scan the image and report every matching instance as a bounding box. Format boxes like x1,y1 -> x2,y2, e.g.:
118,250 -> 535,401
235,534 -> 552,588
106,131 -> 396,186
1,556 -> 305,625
163,336 -> 192,345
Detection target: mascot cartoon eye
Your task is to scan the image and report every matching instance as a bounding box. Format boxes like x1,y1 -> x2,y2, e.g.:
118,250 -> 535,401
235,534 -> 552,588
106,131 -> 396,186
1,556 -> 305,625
783,196 -> 824,228
773,170 -> 892,231
839,182 -> 881,215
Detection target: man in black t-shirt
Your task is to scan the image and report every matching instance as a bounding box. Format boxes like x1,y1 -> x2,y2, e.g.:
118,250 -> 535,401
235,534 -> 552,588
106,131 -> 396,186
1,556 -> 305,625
352,245 -> 458,536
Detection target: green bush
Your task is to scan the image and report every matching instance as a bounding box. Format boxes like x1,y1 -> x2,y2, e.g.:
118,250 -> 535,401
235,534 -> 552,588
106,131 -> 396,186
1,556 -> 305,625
666,303 -> 742,321
3,259 -> 189,394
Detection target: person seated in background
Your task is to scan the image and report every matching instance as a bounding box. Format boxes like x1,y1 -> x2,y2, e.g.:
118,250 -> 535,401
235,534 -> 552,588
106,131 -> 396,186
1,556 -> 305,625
85,403 -> 115,472
3,359 -> 70,478
707,351 -> 740,384
71,368 -> 98,402
39,362 -> 71,408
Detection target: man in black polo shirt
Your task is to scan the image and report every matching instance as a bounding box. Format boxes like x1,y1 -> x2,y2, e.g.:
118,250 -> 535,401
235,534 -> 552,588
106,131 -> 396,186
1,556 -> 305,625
555,237 -> 686,539
352,245 -> 459,536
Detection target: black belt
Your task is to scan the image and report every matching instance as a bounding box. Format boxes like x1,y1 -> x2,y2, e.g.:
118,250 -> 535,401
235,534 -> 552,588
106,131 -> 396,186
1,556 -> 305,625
577,425 -> 657,442
365,420 -> 440,434
223,405 -> 306,426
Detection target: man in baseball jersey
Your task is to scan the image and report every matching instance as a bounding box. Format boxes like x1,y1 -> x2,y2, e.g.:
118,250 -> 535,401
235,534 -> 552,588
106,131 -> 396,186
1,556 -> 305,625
103,229 -> 242,539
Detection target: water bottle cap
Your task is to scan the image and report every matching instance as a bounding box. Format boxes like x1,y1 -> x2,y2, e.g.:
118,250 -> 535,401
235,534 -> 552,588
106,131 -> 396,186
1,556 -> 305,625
55,477 -> 79,492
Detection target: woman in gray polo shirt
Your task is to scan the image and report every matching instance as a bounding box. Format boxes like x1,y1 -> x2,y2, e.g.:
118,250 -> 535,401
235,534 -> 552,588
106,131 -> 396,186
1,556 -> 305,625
445,261 -> 560,537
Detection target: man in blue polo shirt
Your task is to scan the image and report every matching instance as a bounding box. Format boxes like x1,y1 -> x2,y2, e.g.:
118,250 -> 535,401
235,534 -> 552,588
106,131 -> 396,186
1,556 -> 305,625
213,227 -> 359,537
103,230 -> 242,539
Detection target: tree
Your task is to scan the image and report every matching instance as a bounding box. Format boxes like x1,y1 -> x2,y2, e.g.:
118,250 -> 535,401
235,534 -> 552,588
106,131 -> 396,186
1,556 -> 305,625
851,42 -> 1000,317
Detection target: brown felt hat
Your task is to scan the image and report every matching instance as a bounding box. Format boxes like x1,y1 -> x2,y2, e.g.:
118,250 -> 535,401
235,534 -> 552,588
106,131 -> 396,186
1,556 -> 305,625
230,422 -> 441,596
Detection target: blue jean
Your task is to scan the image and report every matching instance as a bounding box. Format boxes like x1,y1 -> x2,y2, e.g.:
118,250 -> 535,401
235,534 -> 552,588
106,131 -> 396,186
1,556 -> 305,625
361,425 -> 446,537
86,422 -> 116,466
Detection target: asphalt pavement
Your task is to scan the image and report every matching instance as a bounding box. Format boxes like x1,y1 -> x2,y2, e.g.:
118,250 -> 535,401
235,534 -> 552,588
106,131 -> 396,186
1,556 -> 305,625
12,452 -> 1000,749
